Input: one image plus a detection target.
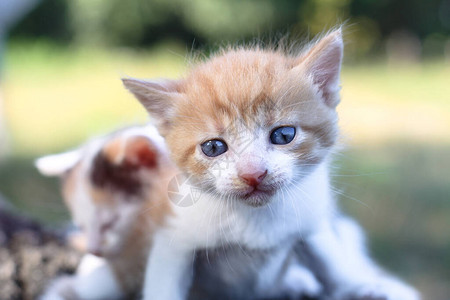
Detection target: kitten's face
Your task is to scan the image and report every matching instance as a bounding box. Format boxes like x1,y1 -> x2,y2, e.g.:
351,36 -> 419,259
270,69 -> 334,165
124,30 -> 343,207
167,57 -> 337,206
37,130 -> 169,257
64,166 -> 144,257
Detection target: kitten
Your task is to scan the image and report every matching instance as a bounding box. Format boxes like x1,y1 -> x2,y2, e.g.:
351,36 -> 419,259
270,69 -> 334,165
36,125 -> 175,299
123,29 -> 420,300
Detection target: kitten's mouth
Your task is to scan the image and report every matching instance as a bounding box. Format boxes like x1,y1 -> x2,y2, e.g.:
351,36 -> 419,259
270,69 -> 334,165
241,187 -> 276,206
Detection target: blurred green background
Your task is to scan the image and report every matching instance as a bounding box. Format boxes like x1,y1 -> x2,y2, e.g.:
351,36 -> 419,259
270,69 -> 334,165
0,0 -> 449,299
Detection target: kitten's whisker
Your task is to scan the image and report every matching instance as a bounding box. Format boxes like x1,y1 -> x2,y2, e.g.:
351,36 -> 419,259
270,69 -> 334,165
330,186 -> 373,212
288,184 -> 315,216
281,185 -> 302,232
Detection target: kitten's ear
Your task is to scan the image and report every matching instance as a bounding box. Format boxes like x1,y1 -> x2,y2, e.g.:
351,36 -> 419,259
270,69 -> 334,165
35,149 -> 82,176
91,135 -> 158,196
122,78 -> 179,133
297,29 -> 343,108
102,135 -> 158,170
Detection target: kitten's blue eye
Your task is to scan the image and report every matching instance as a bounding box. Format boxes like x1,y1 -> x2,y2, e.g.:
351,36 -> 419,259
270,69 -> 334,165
201,139 -> 228,157
270,126 -> 296,145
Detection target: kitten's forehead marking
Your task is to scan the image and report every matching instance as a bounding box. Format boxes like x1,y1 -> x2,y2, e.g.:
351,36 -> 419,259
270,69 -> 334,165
182,51 -> 286,115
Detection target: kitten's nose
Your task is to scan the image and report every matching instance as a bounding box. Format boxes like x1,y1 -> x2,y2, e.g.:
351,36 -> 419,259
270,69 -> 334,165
240,169 -> 268,187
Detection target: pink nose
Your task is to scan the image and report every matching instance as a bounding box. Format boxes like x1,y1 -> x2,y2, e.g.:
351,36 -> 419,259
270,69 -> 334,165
239,169 -> 268,187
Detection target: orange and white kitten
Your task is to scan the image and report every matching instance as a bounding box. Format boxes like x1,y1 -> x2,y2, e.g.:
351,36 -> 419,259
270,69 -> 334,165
36,125 -> 174,300
123,29 -> 420,300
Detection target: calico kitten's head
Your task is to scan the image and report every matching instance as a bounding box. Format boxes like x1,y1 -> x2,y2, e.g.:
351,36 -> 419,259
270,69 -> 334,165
36,126 -> 171,257
124,30 -> 343,207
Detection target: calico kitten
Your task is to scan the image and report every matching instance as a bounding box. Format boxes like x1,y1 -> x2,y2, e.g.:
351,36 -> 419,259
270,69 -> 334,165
123,29 -> 420,300
36,125 -> 175,299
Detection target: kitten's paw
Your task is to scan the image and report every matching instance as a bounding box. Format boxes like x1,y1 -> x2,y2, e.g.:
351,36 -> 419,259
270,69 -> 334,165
335,278 -> 420,300
39,275 -> 77,300
283,264 -> 323,297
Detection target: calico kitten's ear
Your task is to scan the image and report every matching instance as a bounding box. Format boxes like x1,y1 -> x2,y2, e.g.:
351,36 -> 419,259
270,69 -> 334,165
35,150 -> 82,176
91,136 -> 158,195
102,135 -> 158,169
122,78 -> 180,134
297,29 -> 343,108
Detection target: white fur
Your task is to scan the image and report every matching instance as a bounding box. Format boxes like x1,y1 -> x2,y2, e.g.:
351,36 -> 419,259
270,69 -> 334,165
282,264 -> 323,297
35,149 -> 82,176
40,255 -> 123,300
72,255 -> 123,300
254,241 -> 322,299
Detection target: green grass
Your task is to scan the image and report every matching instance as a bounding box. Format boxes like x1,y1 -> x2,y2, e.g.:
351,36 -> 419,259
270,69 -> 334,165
1,42 -> 449,299
0,157 -> 68,224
